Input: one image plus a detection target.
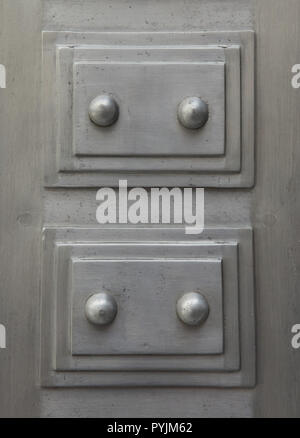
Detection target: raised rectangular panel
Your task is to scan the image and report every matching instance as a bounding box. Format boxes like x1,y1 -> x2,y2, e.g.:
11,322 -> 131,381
73,62 -> 225,156
42,31 -> 254,187
52,237 -> 239,373
41,227 -> 255,387
71,258 -> 223,355
58,45 -> 239,173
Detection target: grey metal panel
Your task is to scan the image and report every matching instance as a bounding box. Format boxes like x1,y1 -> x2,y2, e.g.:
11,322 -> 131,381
1,0 -> 299,419
73,61 -> 225,156
71,258 -> 224,355
40,227 -> 255,388
38,0 -> 256,419
252,0 -> 300,417
56,44 -> 241,174
42,31 -> 254,187
40,387 -> 254,418
43,0 -> 254,33
52,241 -> 239,372
0,0 -> 42,418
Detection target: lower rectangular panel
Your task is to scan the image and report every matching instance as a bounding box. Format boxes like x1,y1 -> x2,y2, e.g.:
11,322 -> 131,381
72,258 -> 224,355
40,227 -> 255,387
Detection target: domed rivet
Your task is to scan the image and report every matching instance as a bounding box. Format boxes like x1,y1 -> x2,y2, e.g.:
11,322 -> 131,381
88,95 -> 119,127
176,292 -> 209,326
85,292 -> 118,326
177,97 -> 209,129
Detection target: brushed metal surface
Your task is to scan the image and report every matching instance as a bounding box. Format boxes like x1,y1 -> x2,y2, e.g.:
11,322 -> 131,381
72,258 -> 223,355
40,227 -> 254,388
42,31 -> 254,187
74,61 -> 224,156
1,0 -> 300,419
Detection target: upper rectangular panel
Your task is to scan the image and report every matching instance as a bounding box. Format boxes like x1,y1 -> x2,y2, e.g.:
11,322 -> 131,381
42,31 -> 254,187
41,227 -> 255,387
73,61 -> 225,156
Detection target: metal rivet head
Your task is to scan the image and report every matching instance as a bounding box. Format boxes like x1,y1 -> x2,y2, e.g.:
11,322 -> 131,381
85,292 -> 118,326
88,95 -> 119,127
176,292 -> 209,326
177,97 -> 209,129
